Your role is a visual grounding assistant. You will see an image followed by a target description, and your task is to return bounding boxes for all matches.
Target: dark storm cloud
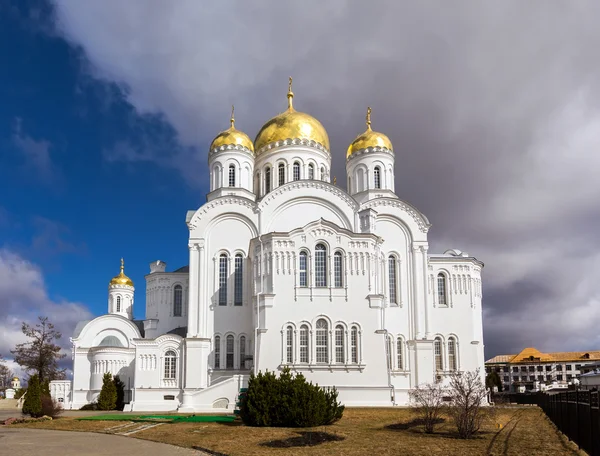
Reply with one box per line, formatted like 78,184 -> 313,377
49,0 -> 600,357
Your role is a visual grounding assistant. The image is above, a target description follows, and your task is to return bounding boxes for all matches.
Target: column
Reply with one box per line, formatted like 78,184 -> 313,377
187,243 -> 200,337
420,246 -> 431,338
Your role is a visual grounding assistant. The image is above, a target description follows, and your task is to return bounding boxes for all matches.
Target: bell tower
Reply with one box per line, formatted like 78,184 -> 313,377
108,258 -> 134,319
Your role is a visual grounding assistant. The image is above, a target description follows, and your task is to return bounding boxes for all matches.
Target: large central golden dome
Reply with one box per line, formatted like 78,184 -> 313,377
254,78 -> 330,153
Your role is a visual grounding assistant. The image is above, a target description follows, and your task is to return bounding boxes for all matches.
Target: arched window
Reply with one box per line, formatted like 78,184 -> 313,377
397,337 -> 404,370
286,326 -> 294,364
374,166 -> 381,189
226,335 -> 234,369
334,251 -> 343,287
228,164 -> 236,187
335,325 -> 345,364
214,336 -> 221,369
434,337 -> 443,371
254,172 -> 260,195
234,254 -> 243,306
299,251 -> 308,287
320,166 -> 325,181
300,325 -> 309,363
386,335 -> 393,370
293,162 -> 300,181
316,319 -> 328,363
315,244 -> 327,287
265,167 -> 271,194
173,285 -> 183,317
308,164 -> 314,180
388,256 -> 397,304
164,350 -> 177,379
116,296 -> 121,312
351,326 -> 358,364
219,254 -> 228,306
448,337 -> 457,371
437,273 -> 447,306
278,163 -> 285,186
213,165 -> 221,189
239,336 -> 246,369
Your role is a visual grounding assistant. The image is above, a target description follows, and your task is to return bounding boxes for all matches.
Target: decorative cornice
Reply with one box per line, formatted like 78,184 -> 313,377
187,196 -> 257,230
362,198 -> 431,234
208,143 -> 254,159
347,146 -> 394,161
255,138 -> 330,156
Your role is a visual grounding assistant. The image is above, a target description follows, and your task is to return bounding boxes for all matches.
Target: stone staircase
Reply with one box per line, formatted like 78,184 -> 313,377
0,399 -> 19,410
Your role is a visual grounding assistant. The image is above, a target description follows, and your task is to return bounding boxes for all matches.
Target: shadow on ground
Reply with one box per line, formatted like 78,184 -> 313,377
260,431 -> 346,448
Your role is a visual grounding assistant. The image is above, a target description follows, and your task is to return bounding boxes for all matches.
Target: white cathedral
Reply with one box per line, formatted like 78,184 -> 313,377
51,80 -> 485,412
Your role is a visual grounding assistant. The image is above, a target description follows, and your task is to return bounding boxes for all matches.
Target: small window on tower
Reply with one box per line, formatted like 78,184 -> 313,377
116,296 -> 121,312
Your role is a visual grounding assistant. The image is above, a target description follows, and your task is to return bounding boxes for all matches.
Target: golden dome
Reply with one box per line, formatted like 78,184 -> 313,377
347,107 -> 393,158
254,77 -> 330,153
109,258 -> 134,287
210,106 -> 254,153
12,376 -> 19,381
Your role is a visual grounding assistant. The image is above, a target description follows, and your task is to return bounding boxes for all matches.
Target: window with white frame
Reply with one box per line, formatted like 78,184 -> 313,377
434,337 -> 443,371
351,326 -> 358,363
437,273 -> 447,305
315,244 -> 327,287
335,325 -> 345,363
228,164 -> 235,187
265,167 -> 271,193
226,335 -> 234,369
316,319 -> 328,363
320,166 -> 325,181
374,166 -> 381,189
219,254 -> 228,305
334,251 -> 343,288
116,296 -> 121,312
239,336 -> 246,369
448,337 -> 457,371
386,335 -> 393,369
278,163 -> 285,186
214,336 -> 221,369
164,350 -> 177,379
234,254 -> 243,306
299,251 -> 308,287
173,285 -> 183,317
397,337 -> 404,370
286,326 -> 293,363
293,162 -> 300,181
300,325 -> 309,363
388,256 -> 397,304
308,163 -> 314,180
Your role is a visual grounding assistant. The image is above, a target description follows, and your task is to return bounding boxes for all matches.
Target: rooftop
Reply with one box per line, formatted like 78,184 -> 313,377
486,347 -> 600,364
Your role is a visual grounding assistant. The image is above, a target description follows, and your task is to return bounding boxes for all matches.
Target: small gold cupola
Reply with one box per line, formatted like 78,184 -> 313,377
210,105 -> 254,153
347,107 -> 393,158
109,258 -> 134,287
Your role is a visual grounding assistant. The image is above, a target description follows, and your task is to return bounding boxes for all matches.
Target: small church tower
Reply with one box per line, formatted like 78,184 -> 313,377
108,258 -> 134,319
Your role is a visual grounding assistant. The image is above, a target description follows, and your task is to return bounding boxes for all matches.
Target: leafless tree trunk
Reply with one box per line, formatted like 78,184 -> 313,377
447,369 -> 488,439
408,382 -> 446,433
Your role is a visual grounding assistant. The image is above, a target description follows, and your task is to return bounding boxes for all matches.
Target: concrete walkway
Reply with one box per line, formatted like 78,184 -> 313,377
0,428 -> 208,455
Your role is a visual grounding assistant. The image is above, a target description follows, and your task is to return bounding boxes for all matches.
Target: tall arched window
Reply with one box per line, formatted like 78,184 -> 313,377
254,172 -> 260,195
234,254 -> 243,306
397,337 -> 404,370
239,336 -> 246,369
219,254 -> 228,306
351,326 -> 358,364
299,251 -> 308,287
228,164 -> 236,187
320,166 -> 325,181
286,326 -> 294,363
278,163 -> 285,186
214,336 -> 221,369
300,325 -> 309,363
265,167 -> 271,194
335,325 -> 345,363
173,285 -> 183,316
164,350 -> 177,379
293,162 -> 300,181
308,164 -> 314,180
315,244 -> 327,287
374,166 -> 381,189
434,337 -> 443,371
334,251 -> 343,288
448,337 -> 457,371
386,335 -> 393,369
226,335 -> 234,369
116,296 -> 121,312
388,256 -> 397,304
316,319 -> 329,363
213,165 -> 221,189
437,273 -> 447,306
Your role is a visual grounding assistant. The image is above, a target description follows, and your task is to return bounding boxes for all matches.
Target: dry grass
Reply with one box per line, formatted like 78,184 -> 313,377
11,407 -> 583,456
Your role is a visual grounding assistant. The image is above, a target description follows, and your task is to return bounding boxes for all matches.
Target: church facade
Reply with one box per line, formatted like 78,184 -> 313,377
53,81 -> 485,412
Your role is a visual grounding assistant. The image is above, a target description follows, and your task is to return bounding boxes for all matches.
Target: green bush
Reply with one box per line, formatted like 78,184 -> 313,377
97,373 -> 117,411
113,375 -> 125,410
22,374 -> 42,417
239,367 -> 344,427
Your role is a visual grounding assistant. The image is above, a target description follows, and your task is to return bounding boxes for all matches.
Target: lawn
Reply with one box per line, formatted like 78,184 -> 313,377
11,407 -> 582,456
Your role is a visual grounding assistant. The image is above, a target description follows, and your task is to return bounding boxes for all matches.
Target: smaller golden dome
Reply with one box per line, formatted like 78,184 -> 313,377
109,258 -> 134,287
12,376 -> 19,381
347,107 -> 393,158
210,106 -> 254,153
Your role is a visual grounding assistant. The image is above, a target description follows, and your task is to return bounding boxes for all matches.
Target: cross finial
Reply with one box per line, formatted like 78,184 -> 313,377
120,258 -> 124,273
366,106 -> 372,130
333,176 -> 337,186
230,105 -> 235,128
287,76 -> 294,110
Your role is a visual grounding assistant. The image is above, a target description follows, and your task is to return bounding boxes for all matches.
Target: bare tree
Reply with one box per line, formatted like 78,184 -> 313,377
447,369 -> 488,439
408,382 -> 446,433
10,317 -> 66,382
0,354 -> 13,388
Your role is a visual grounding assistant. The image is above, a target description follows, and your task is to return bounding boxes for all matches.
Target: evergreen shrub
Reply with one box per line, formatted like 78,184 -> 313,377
97,373 -> 117,411
22,374 -> 42,417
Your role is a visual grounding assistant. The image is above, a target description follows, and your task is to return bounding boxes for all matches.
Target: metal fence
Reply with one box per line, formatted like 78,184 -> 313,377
537,390 -> 600,456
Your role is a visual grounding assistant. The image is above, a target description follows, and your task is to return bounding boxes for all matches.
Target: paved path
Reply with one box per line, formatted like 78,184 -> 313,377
0,428 -> 208,456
